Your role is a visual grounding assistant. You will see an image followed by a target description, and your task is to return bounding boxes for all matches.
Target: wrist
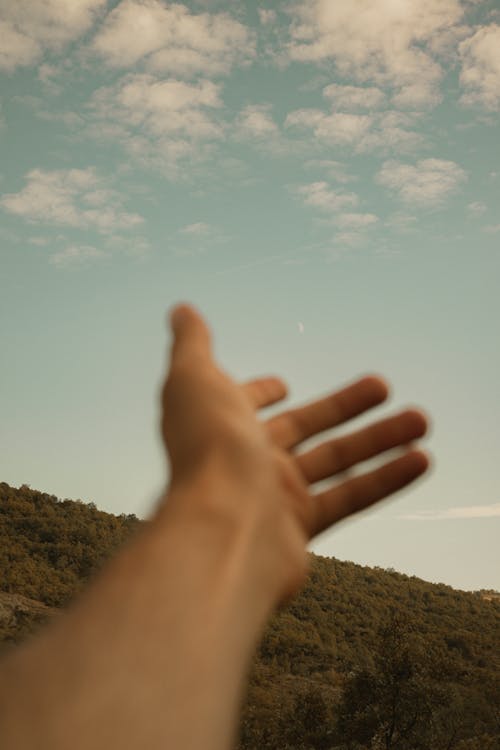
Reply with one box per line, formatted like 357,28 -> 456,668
155,457 -> 309,615
152,483 -> 279,628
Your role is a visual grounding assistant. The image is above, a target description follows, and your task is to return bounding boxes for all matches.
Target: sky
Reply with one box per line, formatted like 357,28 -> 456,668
1,0 -> 499,593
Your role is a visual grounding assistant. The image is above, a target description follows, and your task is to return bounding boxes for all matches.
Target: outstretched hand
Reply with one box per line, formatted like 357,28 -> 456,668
0,302 -> 431,750
161,302 -> 430,601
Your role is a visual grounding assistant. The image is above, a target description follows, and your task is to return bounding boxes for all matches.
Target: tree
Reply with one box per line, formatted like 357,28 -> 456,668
335,613 -> 448,750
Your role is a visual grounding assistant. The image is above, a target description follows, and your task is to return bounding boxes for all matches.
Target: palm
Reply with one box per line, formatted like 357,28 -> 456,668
166,303 -> 429,542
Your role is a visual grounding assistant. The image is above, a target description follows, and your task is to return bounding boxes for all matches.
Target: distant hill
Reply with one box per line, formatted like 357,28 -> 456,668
1,481 -> 499,749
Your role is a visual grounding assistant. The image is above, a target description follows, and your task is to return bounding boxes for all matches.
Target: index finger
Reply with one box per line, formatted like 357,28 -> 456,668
265,375 -> 389,451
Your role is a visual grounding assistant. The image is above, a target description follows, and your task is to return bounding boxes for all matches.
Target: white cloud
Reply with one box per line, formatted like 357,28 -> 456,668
460,24 -> 500,110
83,74 -> 227,178
0,0 -> 105,71
323,84 -> 386,111
0,168 -> 143,232
49,244 -> 105,268
231,104 -> 309,158
89,74 -> 224,141
286,108 -> 423,154
91,0 -> 255,76
286,109 -> 373,145
294,181 -> 358,213
362,111 -> 424,153
400,502 -> 500,520
284,0 -> 465,108
376,158 -> 467,207
484,224 -> 500,234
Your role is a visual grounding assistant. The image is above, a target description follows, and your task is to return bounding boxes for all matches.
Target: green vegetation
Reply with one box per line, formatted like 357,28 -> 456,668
0,481 -> 139,609
1,481 -> 499,749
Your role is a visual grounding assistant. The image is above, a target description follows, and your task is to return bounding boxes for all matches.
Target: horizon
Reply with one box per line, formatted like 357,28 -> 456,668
1,0 -> 499,593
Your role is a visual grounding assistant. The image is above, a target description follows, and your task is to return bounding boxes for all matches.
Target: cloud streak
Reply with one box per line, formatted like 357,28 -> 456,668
400,502 -> 500,521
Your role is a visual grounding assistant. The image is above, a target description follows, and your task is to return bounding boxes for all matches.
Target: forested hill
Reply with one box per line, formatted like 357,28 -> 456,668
1,481 -> 499,749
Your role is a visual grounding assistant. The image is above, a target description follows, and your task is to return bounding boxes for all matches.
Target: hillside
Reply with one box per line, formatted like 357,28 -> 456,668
1,481 -> 499,749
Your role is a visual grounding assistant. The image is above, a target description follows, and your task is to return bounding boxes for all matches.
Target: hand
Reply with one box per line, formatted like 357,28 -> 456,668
160,303 -> 430,602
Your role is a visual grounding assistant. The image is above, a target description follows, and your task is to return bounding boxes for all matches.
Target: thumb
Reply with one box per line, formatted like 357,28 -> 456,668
169,302 -> 213,363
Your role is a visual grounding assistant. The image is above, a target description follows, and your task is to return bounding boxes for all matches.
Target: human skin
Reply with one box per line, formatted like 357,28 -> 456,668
0,303 -> 430,749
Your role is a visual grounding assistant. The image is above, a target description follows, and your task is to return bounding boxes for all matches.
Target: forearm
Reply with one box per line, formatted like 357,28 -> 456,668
0,483 -> 277,750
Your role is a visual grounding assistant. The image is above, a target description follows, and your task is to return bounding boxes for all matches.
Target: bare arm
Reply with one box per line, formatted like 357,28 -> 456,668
0,303 -> 430,749
0,488 -> 279,750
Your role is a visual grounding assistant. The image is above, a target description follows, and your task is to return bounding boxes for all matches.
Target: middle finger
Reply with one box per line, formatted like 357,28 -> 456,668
265,375 -> 389,450
295,408 -> 428,484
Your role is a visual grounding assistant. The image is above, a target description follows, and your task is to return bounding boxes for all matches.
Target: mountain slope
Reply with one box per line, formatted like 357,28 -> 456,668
1,481 -> 498,749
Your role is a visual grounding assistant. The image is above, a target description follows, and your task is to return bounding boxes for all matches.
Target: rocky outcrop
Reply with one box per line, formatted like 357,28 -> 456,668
0,591 -> 57,651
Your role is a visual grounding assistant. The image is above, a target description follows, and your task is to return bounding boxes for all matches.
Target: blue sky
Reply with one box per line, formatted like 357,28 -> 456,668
1,0 -> 499,592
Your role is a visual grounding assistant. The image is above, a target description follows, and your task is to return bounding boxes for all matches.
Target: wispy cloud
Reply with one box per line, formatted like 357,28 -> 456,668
399,502 -> 500,521
180,222 -> 212,235
49,244 -> 105,268
484,224 -> 500,234
171,221 -> 230,257
467,201 -> 486,217
384,213 -> 418,232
